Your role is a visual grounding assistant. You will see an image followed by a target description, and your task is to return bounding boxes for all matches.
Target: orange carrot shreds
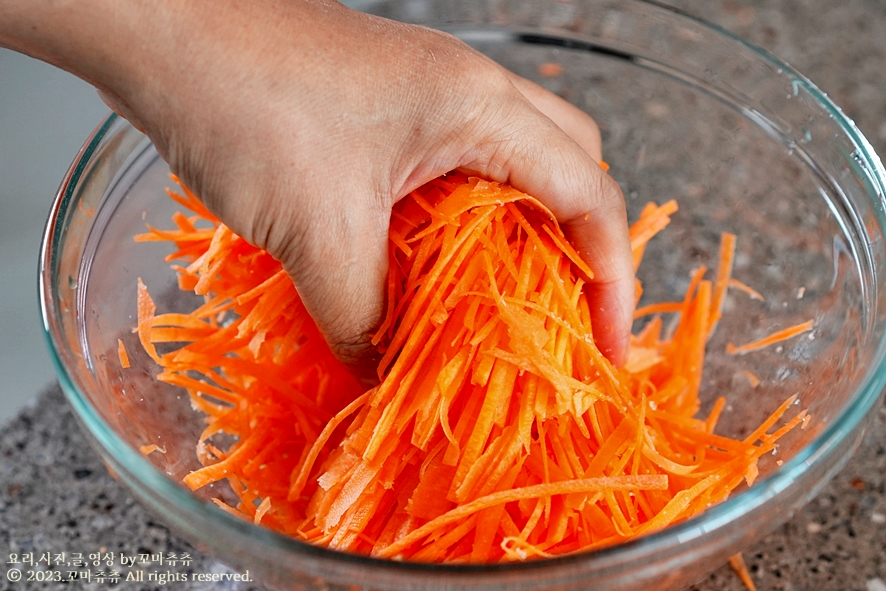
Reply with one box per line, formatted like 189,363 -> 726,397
742,394 -> 798,446
726,319 -> 815,355
139,443 -> 166,455
728,278 -> 765,301
254,497 -> 273,525
633,301 -> 682,319
134,172 -> 810,563
707,232 -> 736,337
728,552 -> 757,591
537,62 -> 564,77
117,339 -> 130,369
629,199 -> 678,271
738,370 -> 761,388
136,278 -> 161,364
705,396 -> 727,434
375,475 -> 668,559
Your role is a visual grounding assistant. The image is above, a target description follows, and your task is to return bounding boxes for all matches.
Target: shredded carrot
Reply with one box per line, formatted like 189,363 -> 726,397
634,301 -> 682,318
708,232 -> 736,337
738,370 -> 761,388
728,278 -> 765,301
132,173 -> 809,563
537,62 -> 564,77
117,338 -> 130,369
139,443 -> 166,455
728,552 -> 757,591
254,497 -> 272,525
136,278 -> 161,364
726,320 -> 814,355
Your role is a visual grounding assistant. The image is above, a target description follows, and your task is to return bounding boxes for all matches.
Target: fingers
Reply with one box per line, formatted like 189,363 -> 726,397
272,189 -> 390,386
499,73 -> 633,364
525,139 -> 634,366
459,97 -> 634,366
562,201 -> 635,368
504,72 -> 603,162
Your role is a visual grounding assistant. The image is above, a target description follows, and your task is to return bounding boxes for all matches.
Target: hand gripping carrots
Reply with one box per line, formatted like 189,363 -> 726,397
132,171 -> 809,563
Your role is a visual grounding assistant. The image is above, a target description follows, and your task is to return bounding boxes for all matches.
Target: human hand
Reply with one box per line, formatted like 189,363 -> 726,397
2,0 -> 633,378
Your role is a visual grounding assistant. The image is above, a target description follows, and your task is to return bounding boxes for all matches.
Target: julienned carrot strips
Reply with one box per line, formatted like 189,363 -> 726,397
133,172 -> 808,563
728,552 -> 757,591
726,320 -> 815,355
117,338 -> 130,369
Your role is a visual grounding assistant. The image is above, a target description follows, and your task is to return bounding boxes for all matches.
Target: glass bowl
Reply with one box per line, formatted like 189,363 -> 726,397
39,1 -> 886,590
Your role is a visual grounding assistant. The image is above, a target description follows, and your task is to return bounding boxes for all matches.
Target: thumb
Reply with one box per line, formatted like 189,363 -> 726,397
273,188 -> 390,385
459,104 -> 634,366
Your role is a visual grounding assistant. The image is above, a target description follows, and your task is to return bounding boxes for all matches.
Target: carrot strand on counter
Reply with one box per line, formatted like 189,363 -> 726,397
728,553 -> 757,591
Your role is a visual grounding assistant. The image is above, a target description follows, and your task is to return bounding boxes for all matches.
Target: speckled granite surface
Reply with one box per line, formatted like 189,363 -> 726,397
2,386 -> 262,591
3,388 -> 884,591
3,1 -> 886,590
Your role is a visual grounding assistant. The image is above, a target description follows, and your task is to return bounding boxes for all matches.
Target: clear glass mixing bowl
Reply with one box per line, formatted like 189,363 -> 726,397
40,1 -> 886,590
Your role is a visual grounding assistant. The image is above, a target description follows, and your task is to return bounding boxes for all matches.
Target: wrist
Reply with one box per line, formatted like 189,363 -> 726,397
0,0 -> 343,107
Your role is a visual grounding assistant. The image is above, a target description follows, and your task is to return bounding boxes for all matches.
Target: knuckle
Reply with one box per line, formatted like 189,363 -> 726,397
327,328 -> 376,367
595,171 -> 626,216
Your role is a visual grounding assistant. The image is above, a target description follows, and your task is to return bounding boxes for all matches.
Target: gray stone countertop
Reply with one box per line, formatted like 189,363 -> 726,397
4,384 -> 885,591
4,1 -> 886,590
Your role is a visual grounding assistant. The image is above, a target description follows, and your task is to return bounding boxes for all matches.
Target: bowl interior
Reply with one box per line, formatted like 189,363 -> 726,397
41,2 -> 886,590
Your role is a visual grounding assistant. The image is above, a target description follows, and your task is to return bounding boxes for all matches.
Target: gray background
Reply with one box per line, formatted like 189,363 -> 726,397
0,50 -> 106,423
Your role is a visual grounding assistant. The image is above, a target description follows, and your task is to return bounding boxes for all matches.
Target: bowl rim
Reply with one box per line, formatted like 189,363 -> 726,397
39,0 -> 886,583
